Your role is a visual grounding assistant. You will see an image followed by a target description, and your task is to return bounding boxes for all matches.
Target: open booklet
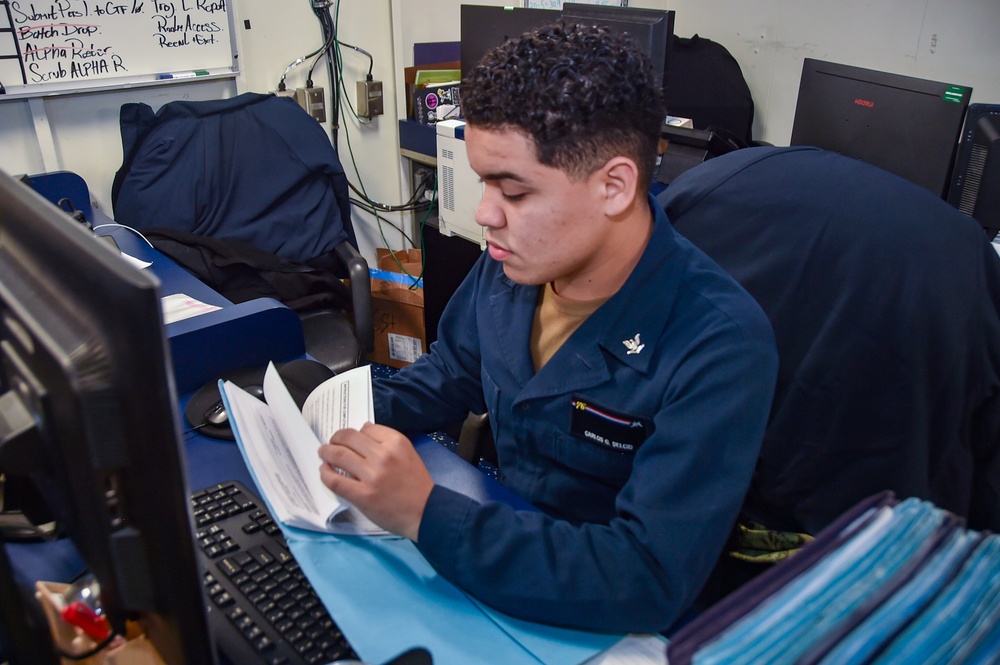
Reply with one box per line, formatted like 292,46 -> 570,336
219,362 -> 388,536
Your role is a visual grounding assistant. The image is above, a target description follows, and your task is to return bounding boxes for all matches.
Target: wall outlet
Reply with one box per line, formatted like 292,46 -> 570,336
357,79 -> 384,118
302,87 -> 326,123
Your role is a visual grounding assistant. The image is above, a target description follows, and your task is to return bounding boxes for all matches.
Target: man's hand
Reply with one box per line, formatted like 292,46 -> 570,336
317,422 -> 434,541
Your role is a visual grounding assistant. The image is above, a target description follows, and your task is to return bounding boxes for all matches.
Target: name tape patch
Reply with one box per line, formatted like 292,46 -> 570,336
569,397 -> 649,453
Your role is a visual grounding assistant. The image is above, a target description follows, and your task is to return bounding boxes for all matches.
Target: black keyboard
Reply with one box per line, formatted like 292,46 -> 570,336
191,480 -> 358,665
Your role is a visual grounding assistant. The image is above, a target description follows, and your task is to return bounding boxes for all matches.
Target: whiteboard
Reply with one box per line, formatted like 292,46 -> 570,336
0,0 -> 236,97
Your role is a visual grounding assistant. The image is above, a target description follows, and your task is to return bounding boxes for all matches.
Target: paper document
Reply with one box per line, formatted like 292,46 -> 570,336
161,293 -> 222,324
122,252 -> 152,270
221,362 -> 386,536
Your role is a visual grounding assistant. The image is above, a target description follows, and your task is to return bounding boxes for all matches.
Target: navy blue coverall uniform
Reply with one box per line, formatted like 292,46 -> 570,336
373,197 -> 778,633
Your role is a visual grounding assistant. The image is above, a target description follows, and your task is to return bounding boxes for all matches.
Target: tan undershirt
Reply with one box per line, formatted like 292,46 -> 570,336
530,282 -> 609,371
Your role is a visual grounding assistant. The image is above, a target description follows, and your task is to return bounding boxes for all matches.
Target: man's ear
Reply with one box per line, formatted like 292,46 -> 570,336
598,156 -> 641,217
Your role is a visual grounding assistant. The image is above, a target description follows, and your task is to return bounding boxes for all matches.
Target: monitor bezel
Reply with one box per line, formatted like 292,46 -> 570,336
459,5 -> 561,87
948,103 -> 1000,237
459,4 -> 676,98
0,170 -> 216,664
789,57 -> 972,198
561,3 -> 676,97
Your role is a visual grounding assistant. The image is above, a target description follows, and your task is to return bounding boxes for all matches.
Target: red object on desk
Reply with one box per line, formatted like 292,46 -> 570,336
61,601 -> 111,642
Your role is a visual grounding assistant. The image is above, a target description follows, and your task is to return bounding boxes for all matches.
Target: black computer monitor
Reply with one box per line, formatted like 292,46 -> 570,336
560,3 -> 675,98
947,103 -> 1000,239
0,170 -> 215,663
460,5 -> 560,83
459,4 -> 675,97
790,58 -> 972,198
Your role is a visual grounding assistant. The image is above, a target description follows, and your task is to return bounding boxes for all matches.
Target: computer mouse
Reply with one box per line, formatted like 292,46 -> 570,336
203,385 -> 265,426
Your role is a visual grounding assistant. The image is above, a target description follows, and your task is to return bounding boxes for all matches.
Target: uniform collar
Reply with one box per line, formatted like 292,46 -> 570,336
596,195 -> 685,374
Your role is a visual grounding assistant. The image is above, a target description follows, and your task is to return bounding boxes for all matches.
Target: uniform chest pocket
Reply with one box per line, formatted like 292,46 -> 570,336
549,430 -> 637,485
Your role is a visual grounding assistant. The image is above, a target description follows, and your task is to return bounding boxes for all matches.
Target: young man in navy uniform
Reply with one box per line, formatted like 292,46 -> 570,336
318,22 -> 778,633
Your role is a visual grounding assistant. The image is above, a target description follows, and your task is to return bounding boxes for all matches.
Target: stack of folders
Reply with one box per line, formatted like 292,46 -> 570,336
668,492 -> 1000,664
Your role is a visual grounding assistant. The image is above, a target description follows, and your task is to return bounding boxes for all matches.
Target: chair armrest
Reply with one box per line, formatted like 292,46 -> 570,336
26,171 -> 95,225
334,240 -> 374,353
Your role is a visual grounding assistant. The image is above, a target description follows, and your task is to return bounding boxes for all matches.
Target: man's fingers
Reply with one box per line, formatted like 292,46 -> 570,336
317,425 -> 430,541
358,421 -> 403,443
319,460 -> 349,489
318,440 -> 370,483
326,427 -> 376,456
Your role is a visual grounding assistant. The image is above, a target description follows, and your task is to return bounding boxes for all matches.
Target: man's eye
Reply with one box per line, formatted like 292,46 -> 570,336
502,192 -> 526,202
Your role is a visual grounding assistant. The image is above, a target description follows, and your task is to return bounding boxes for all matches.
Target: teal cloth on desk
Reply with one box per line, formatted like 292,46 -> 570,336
285,531 -> 538,663
221,386 -> 622,664
467,595 -> 624,665
285,531 -> 619,664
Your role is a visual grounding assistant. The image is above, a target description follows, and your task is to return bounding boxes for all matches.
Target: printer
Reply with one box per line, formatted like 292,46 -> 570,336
435,120 -> 486,248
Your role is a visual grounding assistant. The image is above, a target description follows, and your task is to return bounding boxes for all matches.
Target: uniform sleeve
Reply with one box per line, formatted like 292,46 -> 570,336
414,318 -> 778,634
372,254 -> 492,433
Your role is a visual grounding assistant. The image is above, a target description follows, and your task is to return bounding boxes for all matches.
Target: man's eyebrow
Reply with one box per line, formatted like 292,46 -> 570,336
479,171 -> 528,184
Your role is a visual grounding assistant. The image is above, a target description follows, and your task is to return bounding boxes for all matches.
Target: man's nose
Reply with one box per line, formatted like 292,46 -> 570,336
475,186 -> 503,228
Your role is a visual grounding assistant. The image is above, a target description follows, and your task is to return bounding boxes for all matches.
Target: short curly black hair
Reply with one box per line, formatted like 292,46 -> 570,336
461,21 -> 666,187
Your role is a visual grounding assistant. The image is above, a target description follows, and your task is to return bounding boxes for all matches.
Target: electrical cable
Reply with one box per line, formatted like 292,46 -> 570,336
324,1 -> 436,280
91,223 -> 155,248
354,169 -> 435,213
350,195 -> 431,215
317,3 -> 340,146
348,198 -> 418,248
305,21 -> 337,87
319,1 -> 413,274
327,3 -> 394,233
276,42 -> 327,92
337,40 -> 373,79
347,167 -> 435,212
334,45 -> 372,125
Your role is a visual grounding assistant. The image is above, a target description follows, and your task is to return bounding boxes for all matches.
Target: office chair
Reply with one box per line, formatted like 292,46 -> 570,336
656,145 -> 1000,600
112,92 -> 373,373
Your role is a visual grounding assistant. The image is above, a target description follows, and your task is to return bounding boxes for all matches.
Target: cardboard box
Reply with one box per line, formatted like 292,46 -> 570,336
369,248 -> 426,369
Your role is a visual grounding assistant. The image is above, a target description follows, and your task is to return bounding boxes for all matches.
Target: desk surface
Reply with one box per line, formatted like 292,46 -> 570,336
97,223 -> 306,394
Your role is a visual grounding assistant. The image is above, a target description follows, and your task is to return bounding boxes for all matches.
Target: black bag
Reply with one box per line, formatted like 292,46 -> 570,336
145,228 -> 351,313
667,35 -> 755,145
